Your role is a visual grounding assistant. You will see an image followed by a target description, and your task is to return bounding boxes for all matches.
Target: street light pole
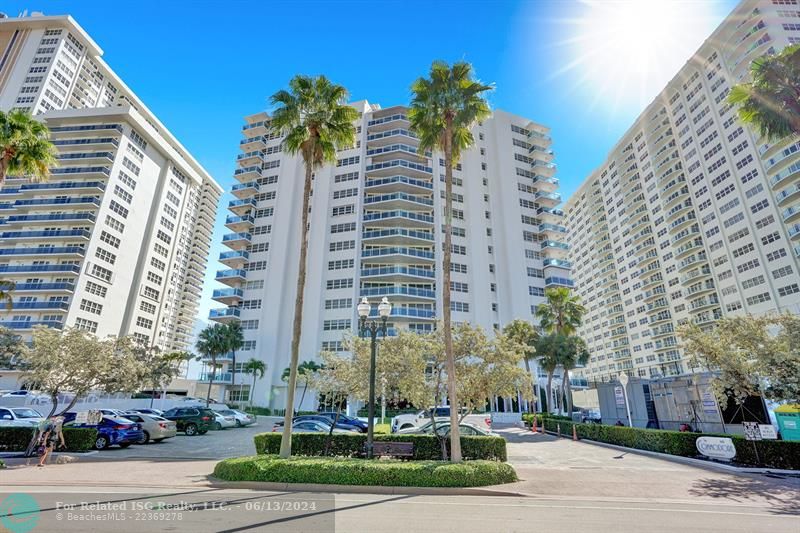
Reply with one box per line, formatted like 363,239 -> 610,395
357,296 -> 391,459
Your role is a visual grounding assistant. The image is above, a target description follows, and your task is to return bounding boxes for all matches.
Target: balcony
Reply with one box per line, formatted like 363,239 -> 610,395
212,288 -> 244,306
770,160 -> 800,189
538,223 -> 567,238
776,183 -> 800,206
49,124 -> 123,136
225,214 -> 254,232
52,137 -> 119,150
0,246 -> 85,258
237,150 -> 264,167
534,191 -> 561,204
49,166 -> 111,178
3,213 -> 96,225
209,307 -> 241,323
233,166 -> 261,183
360,286 -> 436,301
222,232 -> 251,250
218,250 -> 250,269
9,282 -> 75,294
364,175 -> 433,194
8,196 -> 101,210
366,128 -> 418,146
228,198 -> 257,216
361,228 -> 434,246
365,160 -> 432,178
361,247 -> 435,263
242,120 -> 269,137
0,320 -> 63,330
367,113 -> 409,131
231,181 -> 258,198
782,204 -> 800,224
360,266 -> 435,282
9,301 -> 70,311
363,192 -> 433,209
240,136 -> 266,152
215,269 -> 247,287
362,210 -> 433,228
540,240 -> 569,259
199,372 -> 233,383
545,276 -> 574,288
0,264 -> 81,275
369,307 -> 435,320
788,223 -> 800,241
366,143 -> 428,160
542,258 -> 572,270
0,229 -> 92,240
0,181 -> 106,196
536,207 -> 564,224
56,151 -> 114,164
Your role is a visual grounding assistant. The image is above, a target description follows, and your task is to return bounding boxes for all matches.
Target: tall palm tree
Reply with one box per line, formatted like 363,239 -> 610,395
0,109 -> 57,186
280,360 -> 321,413
535,288 -> 586,414
269,75 -> 358,459
502,319 -> 539,412
409,61 -> 492,463
243,358 -> 266,408
222,321 -> 244,395
535,333 -> 562,414
558,336 -> 590,416
196,324 -> 227,406
728,44 -> 800,141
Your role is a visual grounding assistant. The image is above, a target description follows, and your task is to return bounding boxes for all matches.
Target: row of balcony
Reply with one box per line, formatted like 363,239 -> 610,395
0,181 -> 106,196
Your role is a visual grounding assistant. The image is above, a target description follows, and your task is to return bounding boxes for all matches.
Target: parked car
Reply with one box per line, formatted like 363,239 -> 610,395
316,412 -> 368,433
97,408 -> 129,418
0,407 -> 44,427
211,411 -> 236,430
272,415 -> 361,433
218,409 -> 255,427
121,413 -> 177,444
161,407 -> 213,435
396,421 -> 495,436
63,414 -> 144,450
1,390 -> 41,399
391,407 -> 491,433
125,408 -> 164,417
272,419 -> 354,434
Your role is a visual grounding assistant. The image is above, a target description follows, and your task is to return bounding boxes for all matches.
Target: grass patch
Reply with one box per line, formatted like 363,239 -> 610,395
374,423 -> 391,434
214,455 -> 517,487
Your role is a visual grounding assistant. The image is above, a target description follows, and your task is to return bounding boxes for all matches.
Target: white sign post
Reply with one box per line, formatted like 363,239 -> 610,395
618,372 -> 633,427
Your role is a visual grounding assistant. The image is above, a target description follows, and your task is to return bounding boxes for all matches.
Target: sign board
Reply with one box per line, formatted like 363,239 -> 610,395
614,386 -> 625,406
743,421 -> 762,441
696,436 -> 736,460
758,424 -> 778,440
74,410 -> 102,426
74,411 -> 89,424
701,392 -> 718,416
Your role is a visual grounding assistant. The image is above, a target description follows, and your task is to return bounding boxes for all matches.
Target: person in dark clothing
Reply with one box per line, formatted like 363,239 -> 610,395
37,416 -> 65,467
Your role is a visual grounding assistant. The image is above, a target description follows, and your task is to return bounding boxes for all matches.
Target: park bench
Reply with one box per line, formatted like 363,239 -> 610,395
367,441 -> 414,459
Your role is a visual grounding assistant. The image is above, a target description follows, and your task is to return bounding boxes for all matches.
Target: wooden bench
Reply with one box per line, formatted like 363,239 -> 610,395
367,441 -> 414,459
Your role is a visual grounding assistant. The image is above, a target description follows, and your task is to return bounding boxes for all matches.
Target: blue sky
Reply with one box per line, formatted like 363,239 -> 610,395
6,0 -> 739,325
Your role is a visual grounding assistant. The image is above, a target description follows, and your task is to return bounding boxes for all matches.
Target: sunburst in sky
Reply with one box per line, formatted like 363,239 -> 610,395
546,0 -> 728,117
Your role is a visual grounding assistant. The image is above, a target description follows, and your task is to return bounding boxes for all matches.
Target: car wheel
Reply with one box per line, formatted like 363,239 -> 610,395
139,431 -> 150,445
235,420 -> 242,427
119,443 -> 132,448
198,430 -> 208,435
214,422 -> 222,431
185,424 -> 198,436
94,436 -> 108,450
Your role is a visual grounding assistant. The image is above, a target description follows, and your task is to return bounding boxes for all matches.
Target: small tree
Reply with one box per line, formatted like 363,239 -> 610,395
222,321 -> 244,391
243,358 -> 266,408
679,314 -> 800,406
196,324 -> 227,406
135,346 -> 189,408
0,326 -> 25,369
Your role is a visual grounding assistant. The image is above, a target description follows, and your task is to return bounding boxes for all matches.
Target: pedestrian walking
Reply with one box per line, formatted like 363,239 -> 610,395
37,416 -> 65,467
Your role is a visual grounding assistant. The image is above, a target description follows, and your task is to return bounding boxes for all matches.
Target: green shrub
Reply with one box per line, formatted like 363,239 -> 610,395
242,407 -> 272,416
253,432 -> 507,461
530,416 -> 800,470
214,455 -> 517,487
0,427 -> 97,452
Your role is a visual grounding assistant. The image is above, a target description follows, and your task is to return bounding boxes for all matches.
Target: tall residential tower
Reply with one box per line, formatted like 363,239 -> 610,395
565,0 -> 800,383
0,13 -> 222,351
210,102 -> 571,408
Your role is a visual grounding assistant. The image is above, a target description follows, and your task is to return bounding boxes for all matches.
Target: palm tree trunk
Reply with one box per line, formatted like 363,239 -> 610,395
561,369 -> 569,416
206,359 -> 217,407
279,154 -> 314,459
566,370 -> 573,416
523,358 -> 535,413
442,119 -> 461,463
546,372 -> 553,414
231,348 -> 237,401
251,374 -> 256,409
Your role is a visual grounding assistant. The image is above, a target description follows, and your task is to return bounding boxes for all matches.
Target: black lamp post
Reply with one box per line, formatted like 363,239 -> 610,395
357,296 -> 391,459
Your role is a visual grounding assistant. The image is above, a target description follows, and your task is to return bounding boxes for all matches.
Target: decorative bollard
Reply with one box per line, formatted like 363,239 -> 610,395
572,424 -> 578,441
557,423 -> 561,437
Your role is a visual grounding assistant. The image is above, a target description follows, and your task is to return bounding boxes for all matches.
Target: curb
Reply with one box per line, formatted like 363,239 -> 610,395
206,476 -> 528,497
536,429 -> 798,476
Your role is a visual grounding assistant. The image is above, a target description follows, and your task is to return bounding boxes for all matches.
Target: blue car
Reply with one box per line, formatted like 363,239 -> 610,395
63,413 -> 144,450
317,412 -> 369,433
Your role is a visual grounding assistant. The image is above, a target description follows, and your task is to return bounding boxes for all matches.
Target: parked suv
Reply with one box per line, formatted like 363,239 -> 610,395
161,407 -> 213,435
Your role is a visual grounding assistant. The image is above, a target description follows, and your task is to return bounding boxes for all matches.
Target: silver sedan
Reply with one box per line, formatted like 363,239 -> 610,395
122,413 -> 177,444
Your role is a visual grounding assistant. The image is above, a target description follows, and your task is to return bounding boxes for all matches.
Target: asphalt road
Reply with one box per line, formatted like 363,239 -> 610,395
2,486 -> 797,533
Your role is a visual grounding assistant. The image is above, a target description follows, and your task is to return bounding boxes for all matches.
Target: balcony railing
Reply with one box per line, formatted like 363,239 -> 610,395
209,308 -> 241,319
363,192 -> 433,206
0,229 -> 92,239
5,213 -> 96,223
0,247 -> 85,256
362,228 -> 433,241
212,288 -> 244,300
0,264 -> 81,274
364,175 -> 433,190
9,301 -> 70,310
49,124 -> 122,134
361,247 -> 434,260
0,181 -> 106,194
369,307 -> 435,319
360,286 -> 436,299
367,113 -> 408,126
545,277 -> 574,287
363,210 -> 433,224
361,266 -> 435,279
543,258 -> 572,269
50,166 -> 110,176
219,250 -> 250,262
216,269 -> 247,279
366,160 -> 432,174
0,320 -> 63,330
199,372 -> 233,383
11,282 -> 75,291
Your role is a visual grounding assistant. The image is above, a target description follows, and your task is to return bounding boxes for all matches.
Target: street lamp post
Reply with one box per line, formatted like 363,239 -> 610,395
357,296 -> 392,459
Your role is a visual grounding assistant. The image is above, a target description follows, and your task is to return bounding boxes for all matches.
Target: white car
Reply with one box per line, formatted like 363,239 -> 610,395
212,411 -> 236,430
391,407 -> 491,433
0,407 -> 44,427
2,390 -> 36,398
218,409 -> 256,427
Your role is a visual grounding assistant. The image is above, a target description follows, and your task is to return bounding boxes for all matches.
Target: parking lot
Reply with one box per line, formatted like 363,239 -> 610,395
91,415 -> 277,460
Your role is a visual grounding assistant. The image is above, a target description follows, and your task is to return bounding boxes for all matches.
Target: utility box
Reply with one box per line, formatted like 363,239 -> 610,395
774,404 -> 800,441
596,377 -> 654,428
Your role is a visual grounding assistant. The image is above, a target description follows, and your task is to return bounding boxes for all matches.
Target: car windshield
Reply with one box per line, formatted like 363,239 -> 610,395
150,416 -> 166,421
12,408 -> 42,418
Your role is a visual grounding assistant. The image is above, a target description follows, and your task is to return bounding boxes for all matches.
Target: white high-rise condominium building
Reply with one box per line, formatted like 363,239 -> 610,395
565,0 -> 800,383
209,102 -> 571,408
0,13 -> 222,351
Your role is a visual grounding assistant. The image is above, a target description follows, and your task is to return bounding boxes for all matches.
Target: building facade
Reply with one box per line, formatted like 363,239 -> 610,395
0,14 -> 222,351
210,102 -> 571,408
565,0 -> 800,383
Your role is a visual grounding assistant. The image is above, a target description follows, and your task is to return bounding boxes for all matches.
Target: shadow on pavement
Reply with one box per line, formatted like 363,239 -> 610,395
689,475 -> 800,515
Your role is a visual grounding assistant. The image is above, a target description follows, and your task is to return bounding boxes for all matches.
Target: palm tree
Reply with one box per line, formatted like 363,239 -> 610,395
280,360 -> 321,413
0,109 -> 57,186
0,280 -> 14,311
502,319 -> 539,412
222,321 -> 244,395
535,333 -> 561,414
269,75 -> 358,459
728,44 -> 800,141
409,61 -> 492,463
243,358 -> 266,408
558,336 -> 590,416
196,324 -> 227,406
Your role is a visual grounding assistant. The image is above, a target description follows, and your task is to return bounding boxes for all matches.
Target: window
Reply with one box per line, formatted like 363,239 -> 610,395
146,272 -> 163,285
114,185 -> 133,204
773,266 -> 794,279
150,257 -> 166,271
105,215 -> 125,233
327,278 -> 353,290
323,319 -> 351,330
143,286 -> 160,300
745,292 -> 771,305
330,222 -> 356,233
332,205 -> 354,216
329,240 -> 355,252
325,298 -> 352,310
74,318 -> 98,333
136,317 -> 153,329
80,299 -> 103,315
118,171 -> 137,190
90,264 -> 112,282
109,200 -> 129,219
450,301 -> 470,312
99,231 -> 120,248
139,301 -> 156,314
778,283 -> 799,297
328,259 -> 354,270
85,281 -> 107,297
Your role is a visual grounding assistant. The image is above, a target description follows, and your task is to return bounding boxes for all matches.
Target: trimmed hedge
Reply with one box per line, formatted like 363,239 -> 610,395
214,455 -> 518,487
0,427 -> 98,452
526,415 -> 800,470
253,432 -> 507,462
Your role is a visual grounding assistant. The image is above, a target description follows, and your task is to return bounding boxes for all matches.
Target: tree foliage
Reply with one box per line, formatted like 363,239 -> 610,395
679,314 -> 800,406
0,327 -> 25,369
196,323 -> 228,406
0,109 -> 58,185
